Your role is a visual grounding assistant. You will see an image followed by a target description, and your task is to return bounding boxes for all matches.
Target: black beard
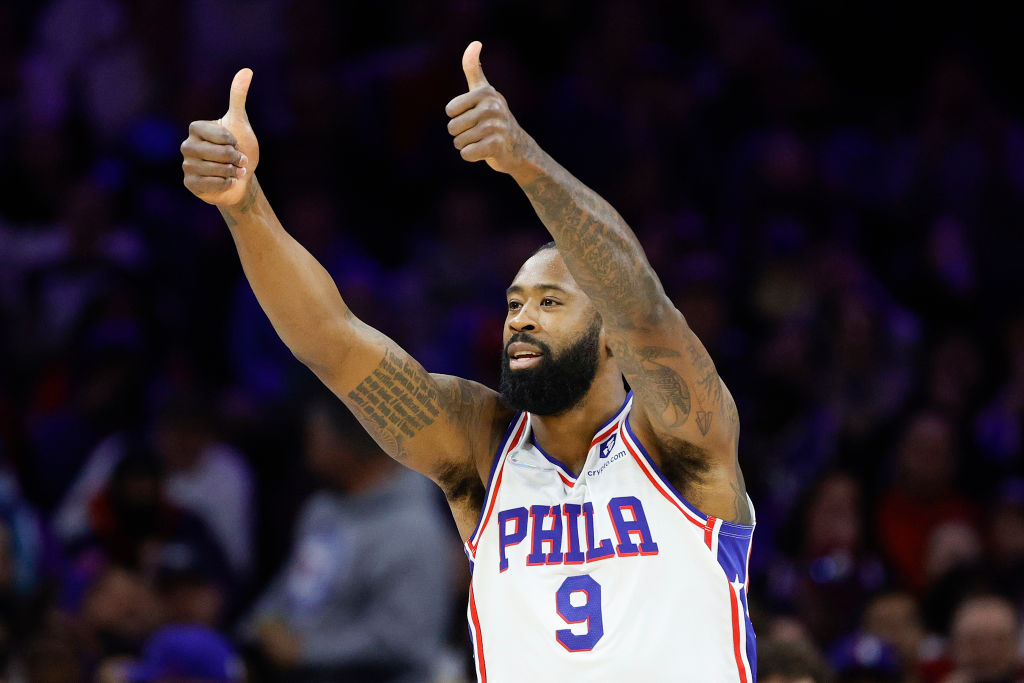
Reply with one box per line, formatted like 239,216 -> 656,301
499,320 -> 601,416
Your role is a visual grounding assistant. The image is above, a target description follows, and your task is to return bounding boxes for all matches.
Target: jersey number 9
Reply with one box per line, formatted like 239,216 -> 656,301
555,575 -> 604,652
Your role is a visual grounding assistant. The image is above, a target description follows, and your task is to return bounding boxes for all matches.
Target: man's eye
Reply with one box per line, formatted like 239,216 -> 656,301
541,298 -> 556,306
508,301 -> 521,311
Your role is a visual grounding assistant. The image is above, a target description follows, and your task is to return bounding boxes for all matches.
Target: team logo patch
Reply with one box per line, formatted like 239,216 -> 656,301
600,433 -> 617,459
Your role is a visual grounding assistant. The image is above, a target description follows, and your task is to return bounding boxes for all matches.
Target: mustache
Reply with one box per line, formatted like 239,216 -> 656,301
504,332 -> 553,357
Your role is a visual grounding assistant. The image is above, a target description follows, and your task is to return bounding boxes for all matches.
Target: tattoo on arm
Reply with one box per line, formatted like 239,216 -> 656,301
611,341 -> 691,430
520,174 -> 655,323
217,176 -> 261,228
346,349 -> 440,460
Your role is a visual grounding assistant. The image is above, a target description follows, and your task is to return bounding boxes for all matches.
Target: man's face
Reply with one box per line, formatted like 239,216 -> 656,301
499,249 -> 605,416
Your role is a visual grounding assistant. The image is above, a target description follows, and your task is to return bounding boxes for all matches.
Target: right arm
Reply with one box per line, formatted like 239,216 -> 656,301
180,70 -> 509,528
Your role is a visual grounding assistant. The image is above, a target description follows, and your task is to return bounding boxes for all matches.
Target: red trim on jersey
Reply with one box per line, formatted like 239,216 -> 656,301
704,516 -> 718,550
728,581 -> 748,683
619,430 -> 706,530
469,585 -> 487,682
557,471 -> 574,487
589,420 -> 620,449
467,416 -> 528,553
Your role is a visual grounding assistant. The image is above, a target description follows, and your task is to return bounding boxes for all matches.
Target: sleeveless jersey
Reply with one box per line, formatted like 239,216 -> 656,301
464,392 -> 757,682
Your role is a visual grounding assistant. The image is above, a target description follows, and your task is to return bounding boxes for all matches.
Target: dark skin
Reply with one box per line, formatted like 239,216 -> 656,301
179,45 -> 751,541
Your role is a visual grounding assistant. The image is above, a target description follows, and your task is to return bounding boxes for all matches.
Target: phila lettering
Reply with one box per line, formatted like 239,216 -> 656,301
497,496 -> 659,572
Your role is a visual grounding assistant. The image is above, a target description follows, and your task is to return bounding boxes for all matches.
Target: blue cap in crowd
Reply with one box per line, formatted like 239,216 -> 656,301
127,625 -> 244,682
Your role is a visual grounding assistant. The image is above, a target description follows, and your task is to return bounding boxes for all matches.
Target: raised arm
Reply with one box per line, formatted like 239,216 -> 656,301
181,69 -> 509,532
446,44 -> 749,524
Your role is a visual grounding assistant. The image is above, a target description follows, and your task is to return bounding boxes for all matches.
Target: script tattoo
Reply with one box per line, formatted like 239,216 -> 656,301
347,348 -> 440,460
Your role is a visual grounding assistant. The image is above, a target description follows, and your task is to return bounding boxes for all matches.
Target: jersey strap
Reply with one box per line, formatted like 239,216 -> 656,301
465,411 -> 529,558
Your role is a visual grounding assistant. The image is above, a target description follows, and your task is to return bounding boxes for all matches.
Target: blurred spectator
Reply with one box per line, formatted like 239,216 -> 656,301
153,394 -> 254,580
758,636 -> 834,683
876,411 -> 977,593
238,397 -> 453,682
79,566 -> 163,660
860,591 -> 929,681
767,472 -> 886,646
939,594 -> 1023,683
64,447 -> 231,591
54,394 -> 254,581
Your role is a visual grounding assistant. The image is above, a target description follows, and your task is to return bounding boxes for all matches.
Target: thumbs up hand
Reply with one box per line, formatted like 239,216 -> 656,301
181,68 -> 259,207
446,42 -> 534,176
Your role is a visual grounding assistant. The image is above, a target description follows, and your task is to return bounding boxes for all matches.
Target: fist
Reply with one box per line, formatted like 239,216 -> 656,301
180,68 -> 259,207
445,41 -> 532,175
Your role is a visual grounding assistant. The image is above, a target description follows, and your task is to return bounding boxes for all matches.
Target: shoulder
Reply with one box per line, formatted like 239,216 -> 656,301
431,374 -> 515,474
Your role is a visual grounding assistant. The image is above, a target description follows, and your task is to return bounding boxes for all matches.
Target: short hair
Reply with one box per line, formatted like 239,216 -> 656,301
530,240 -> 558,258
757,637 -> 833,683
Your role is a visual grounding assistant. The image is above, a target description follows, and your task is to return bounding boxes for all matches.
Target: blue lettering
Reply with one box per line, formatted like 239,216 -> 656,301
494,499 -> 659,571
608,496 -> 660,556
583,501 -> 615,562
563,504 -> 585,564
527,505 -> 563,565
498,507 -> 528,572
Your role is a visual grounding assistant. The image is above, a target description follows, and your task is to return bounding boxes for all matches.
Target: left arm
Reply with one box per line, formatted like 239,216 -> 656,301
446,42 -> 749,523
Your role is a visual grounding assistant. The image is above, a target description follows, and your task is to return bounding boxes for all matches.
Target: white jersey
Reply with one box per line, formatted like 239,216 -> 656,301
464,392 -> 756,682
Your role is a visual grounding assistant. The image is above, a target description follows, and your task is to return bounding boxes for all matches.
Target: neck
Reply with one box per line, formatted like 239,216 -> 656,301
530,369 -> 627,475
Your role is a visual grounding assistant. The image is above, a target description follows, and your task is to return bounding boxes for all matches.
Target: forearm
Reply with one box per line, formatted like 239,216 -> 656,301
511,146 -> 670,326
218,176 -> 353,368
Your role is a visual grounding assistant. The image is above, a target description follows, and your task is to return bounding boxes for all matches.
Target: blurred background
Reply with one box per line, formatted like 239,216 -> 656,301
0,0 -> 1023,681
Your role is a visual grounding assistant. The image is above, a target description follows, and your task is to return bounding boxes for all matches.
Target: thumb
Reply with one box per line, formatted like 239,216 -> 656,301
461,41 -> 489,90
228,68 -> 253,119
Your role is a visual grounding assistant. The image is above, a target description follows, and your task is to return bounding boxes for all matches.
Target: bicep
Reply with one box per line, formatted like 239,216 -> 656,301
307,315 -> 502,486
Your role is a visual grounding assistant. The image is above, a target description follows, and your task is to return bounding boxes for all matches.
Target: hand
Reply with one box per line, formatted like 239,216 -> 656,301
181,68 -> 259,206
446,41 -> 532,175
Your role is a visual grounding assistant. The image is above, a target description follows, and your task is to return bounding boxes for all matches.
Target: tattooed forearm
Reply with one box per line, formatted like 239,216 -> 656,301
520,172 -> 658,322
347,349 -> 441,460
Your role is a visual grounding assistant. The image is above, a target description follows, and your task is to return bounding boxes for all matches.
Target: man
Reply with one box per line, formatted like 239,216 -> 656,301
237,396 -> 452,682
181,41 -> 755,681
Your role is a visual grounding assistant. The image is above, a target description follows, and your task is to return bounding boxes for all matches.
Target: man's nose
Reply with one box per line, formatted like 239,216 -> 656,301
508,303 -> 538,332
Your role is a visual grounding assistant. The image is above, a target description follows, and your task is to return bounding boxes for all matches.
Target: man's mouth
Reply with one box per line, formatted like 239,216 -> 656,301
509,352 -> 543,370
507,342 -> 545,370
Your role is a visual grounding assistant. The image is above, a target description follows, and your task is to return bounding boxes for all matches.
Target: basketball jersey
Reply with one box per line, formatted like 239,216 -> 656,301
464,392 -> 757,682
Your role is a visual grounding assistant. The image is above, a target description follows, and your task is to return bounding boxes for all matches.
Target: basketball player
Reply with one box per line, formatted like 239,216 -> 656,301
180,41 -> 756,681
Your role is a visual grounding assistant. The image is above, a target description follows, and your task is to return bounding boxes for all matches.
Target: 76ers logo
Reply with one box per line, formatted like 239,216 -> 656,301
600,434 -> 617,459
